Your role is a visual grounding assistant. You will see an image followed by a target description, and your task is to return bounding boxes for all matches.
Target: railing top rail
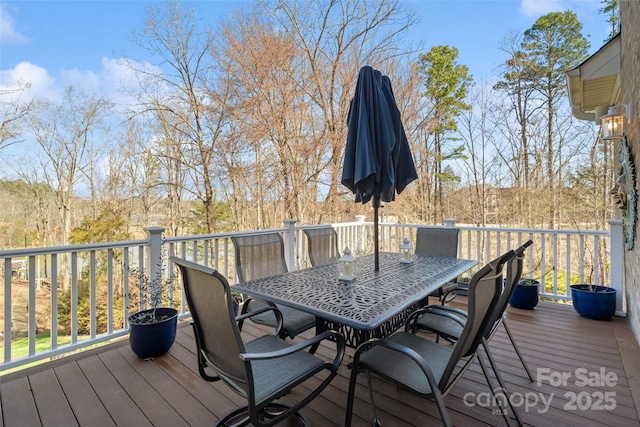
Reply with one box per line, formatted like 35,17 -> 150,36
1,226 -> 328,258
163,227 -> 289,244
163,222 -> 367,245
372,222 -> 610,237
295,223 -> 345,231
0,222 -> 611,258
0,239 -> 148,258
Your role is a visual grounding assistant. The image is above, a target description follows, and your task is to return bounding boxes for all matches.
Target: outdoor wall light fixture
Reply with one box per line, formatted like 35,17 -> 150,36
601,102 -> 634,140
338,247 -> 356,281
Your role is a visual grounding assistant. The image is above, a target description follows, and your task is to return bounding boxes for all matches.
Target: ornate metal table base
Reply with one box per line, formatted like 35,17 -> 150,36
318,301 -> 422,348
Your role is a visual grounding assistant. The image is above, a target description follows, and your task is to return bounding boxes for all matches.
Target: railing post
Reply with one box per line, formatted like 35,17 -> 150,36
356,215 -> 366,255
3,258 -> 12,362
443,218 -> 457,228
443,218 -> 458,256
283,219 -> 297,271
144,226 -> 165,298
608,219 -> 626,317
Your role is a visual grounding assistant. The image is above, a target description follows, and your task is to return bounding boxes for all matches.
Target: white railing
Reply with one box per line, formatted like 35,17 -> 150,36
0,218 -> 623,372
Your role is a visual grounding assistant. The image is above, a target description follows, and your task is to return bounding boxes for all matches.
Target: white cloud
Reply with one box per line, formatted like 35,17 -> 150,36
59,67 -> 102,94
99,56 -> 170,114
0,4 -> 30,46
0,56 -> 165,111
100,57 -> 149,100
0,61 -> 58,102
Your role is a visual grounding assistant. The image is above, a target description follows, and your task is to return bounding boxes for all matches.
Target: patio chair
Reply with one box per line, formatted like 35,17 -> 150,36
303,226 -> 341,267
408,240 -> 535,382
170,256 -> 345,427
415,227 -> 461,304
231,233 -> 317,340
407,242 -> 535,427
345,251 -> 515,427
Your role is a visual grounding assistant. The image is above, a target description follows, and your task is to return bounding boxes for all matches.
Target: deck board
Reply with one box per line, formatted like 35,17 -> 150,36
76,354 -> 152,427
1,377 -> 40,427
117,345 -> 214,426
98,347 -> 188,427
53,361 -> 117,427
2,300 -> 640,427
29,369 -> 78,427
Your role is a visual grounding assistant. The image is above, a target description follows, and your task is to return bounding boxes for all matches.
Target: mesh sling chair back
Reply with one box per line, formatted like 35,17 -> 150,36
170,257 -> 345,427
345,251 -> 515,427
303,226 -> 341,267
409,241 -> 534,377
415,227 -> 461,304
407,242 -> 535,427
231,233 -> 316,339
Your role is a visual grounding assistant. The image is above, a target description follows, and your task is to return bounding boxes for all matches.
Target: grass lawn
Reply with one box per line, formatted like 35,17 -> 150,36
1,331 -> 103,375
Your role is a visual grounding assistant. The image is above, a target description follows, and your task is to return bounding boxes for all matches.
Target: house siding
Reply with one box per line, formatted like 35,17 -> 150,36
621,0 -> 640,343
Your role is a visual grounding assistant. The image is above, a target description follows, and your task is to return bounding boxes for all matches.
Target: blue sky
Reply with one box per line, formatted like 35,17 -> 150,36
1,0 -> 610,104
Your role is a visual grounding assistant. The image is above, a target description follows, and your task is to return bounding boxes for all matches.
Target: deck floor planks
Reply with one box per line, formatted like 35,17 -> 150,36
53,361 -> 117,427
97,346 -> 189,427
1,300 -> 640,427
159,340 -> 243,420
0,377 -> 41,427
76,353 -> 152,427
116,345 -> 215,427
28,369 -> 79,427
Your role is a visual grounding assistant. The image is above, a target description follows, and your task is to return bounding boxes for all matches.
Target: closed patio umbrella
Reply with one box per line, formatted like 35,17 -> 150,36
341,65 -> 418,271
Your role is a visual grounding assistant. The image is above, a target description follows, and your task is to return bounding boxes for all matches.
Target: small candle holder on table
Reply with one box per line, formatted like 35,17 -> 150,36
338,247 -> 356,281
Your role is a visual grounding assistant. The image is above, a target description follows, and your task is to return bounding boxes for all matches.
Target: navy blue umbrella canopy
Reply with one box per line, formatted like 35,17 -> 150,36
341,65 -> 418,270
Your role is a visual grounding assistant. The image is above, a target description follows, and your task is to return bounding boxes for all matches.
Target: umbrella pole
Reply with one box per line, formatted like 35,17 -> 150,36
373,195 -> 380,271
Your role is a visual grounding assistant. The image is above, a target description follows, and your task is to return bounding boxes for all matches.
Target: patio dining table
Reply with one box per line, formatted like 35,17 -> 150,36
233,252 -> 478,348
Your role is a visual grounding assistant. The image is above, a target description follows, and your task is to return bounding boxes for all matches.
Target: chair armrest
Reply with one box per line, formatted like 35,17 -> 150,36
242,296 -> 276,309
236,305 -> 284,337
241,330 -> 345,369
425,305 -> 468,317
406,305 -> 467,323
516,240 -> 534,256
405,306 -> 468,332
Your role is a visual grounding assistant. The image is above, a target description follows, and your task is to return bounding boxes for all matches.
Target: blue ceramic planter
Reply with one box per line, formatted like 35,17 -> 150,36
510,280 -> 539,310
129,307 -> 178,359
570,284 -> 616,321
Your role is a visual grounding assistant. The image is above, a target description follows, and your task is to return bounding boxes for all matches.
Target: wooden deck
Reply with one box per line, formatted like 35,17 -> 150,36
2,300 -> 640,427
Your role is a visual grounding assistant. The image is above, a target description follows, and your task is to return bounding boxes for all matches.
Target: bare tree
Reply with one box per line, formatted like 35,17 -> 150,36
213,11 -> 324,227
29,86 -> 110,288
149,112 -> 187,236
259,0 -> 419,222
457,83 -> 501,226
208,0 -> 419,226
128,1 -> 224,233
388,62 -> 435,222
0,82 -> 34,151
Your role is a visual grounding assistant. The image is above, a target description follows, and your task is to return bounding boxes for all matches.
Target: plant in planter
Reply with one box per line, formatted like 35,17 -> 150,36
126,261 -> 179,360
570,284 -> 616,321
510,278 -> 540,310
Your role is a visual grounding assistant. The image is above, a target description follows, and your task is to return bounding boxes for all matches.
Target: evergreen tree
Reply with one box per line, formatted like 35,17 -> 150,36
600,0 -> 620,40
417,46 -> 472,222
